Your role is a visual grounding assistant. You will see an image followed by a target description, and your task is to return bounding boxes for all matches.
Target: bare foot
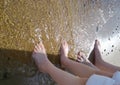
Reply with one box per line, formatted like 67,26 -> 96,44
88,40 -> 102,64
76,51 -> 88,62
94,40 -> 103,61
76,51 -> 99,70
94,40 -> 101,50
32,42 -> 49,73
60,40 -> 69,67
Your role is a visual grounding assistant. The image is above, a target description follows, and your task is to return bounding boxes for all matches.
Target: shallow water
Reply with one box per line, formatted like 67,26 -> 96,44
0,0 -> 120,85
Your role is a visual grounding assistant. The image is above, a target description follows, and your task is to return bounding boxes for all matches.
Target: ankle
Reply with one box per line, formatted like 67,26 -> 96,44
38,58 -> 51,73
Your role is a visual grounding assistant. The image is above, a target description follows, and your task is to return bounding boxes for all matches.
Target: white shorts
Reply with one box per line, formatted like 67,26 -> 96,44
86,71 -> 120,85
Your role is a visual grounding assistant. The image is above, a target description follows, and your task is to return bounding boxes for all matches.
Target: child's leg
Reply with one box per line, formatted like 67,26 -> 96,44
32,42 -> 87,85
46,60 -> 87,85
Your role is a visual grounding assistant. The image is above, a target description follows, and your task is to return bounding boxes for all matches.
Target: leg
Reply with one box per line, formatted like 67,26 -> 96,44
60,41 -> 113,78
46,61 -> 87,85
94,40 -> 120,73
32,42 -> 87,85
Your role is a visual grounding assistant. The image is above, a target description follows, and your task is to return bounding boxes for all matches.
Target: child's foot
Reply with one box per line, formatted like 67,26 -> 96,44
77,51 -> 99,70
32,42 -> 49,73
76,51 -> 88,62
60,40 -> 69,67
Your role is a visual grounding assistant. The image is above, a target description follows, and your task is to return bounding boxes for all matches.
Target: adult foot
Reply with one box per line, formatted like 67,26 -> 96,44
32,42 -> 49,73
60,40 -> 69,67
94,40 -> 103,61
88,40 -> 102,65
94,40 -> 100,50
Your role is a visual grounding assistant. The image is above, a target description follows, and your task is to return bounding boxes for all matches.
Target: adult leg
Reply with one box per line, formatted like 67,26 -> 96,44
74,40 -> 120,74
60,41 -> 113,78
32,42 -> 87,85
94,40 -> 120,73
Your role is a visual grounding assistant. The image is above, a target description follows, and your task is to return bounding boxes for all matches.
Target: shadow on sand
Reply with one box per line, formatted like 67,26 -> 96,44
0,48 -> 61,65
0,48 -> 61,80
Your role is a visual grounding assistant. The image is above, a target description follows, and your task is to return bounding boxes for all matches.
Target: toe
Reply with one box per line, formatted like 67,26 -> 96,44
38,43 -> 42,51
77,51 -> 87,62
95,39 -> 101,48
77,51 -> 80,56
39,42 -> 46,54
76,55 -> 82,62
34,48 -> 38,52
61,40 -> 66,45
65,41 -> 68,47
39,42 -> 44,50
35,45 -> 39,51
